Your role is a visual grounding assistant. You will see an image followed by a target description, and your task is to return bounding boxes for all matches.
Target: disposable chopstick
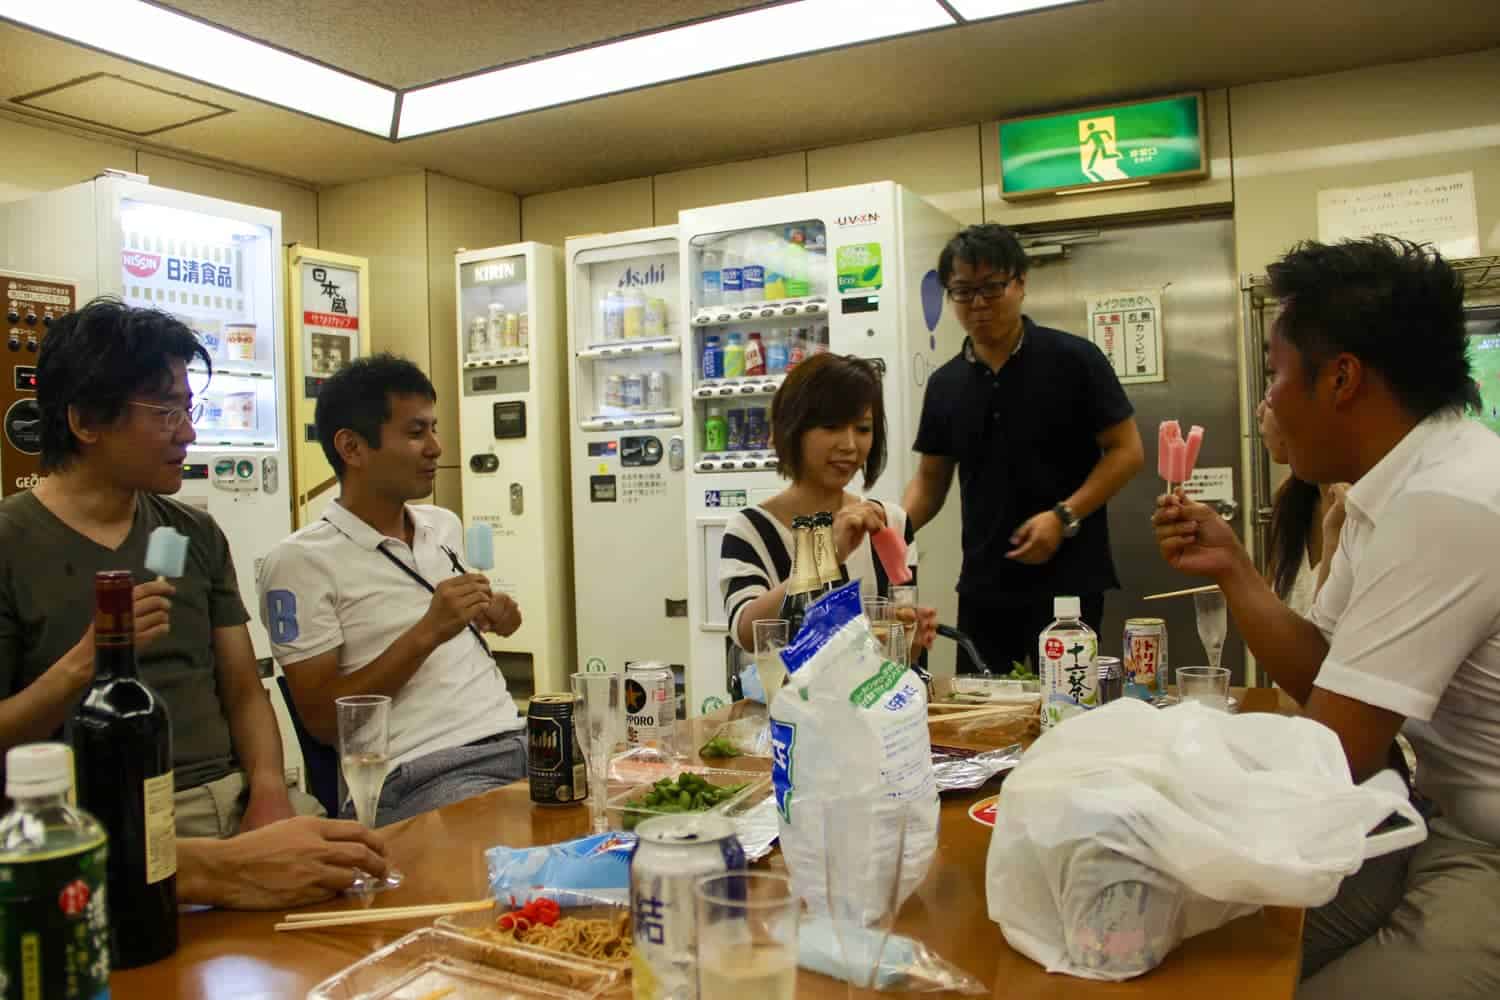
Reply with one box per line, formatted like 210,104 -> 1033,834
276,898 -> 493,932
1142,584 -> 1220,601
927,706 -> 1023,724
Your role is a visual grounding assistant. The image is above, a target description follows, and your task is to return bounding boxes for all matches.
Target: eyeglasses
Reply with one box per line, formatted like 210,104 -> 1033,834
946,278 -> 1014,304
129,400 -> 203,433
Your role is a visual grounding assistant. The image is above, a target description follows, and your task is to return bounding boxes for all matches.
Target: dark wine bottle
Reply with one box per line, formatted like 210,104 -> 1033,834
71,570 -> 178,969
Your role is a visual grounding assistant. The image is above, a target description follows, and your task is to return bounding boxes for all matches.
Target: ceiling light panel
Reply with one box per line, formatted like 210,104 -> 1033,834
398,0 -> 956,139
0,0 -> 396,135
947,0 -> 1083,20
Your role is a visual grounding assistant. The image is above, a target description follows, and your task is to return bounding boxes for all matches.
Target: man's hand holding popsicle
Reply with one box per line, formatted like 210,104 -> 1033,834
134,526 -> 189,650
466,522 -> 522,638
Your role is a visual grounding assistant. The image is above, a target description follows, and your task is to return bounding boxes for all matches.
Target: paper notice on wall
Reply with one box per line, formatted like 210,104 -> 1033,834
1086,290 -> 1164,384
1317,172 -> 1480,258
1183,466 -> 1234,506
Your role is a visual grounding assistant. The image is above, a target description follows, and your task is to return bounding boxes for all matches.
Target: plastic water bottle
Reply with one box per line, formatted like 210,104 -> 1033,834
1039,596 -> 1099,731
700,248 -> 723,308
763,235 -> 789,300
702,334 -> 724,380
741,233 -> 765,303
721,238 -> 744,306
765,329 -> 789,374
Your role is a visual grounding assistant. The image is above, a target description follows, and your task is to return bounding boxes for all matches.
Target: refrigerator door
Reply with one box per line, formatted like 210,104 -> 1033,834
109,180 -> 289,658
566,228 -> 689,705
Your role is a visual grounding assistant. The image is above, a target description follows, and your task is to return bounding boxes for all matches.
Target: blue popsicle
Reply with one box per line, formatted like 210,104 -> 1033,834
466,522 -> 494,572
145,526 -> 189,578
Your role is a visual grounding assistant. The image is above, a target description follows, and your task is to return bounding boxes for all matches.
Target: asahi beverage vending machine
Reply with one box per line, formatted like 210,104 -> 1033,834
285,244 -> 369,527
679,182 -> 966,714
565,226 -> 689,704
456,242 -> 572,703
1,270 -> 75,497
0,171 -> 289,656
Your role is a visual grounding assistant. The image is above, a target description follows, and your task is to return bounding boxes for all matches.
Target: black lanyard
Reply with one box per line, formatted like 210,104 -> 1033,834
373,543 -> 490,653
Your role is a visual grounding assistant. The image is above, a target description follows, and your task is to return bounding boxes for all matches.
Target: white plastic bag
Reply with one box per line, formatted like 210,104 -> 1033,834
772,581 -> 939,924
986,699 -> 1424,980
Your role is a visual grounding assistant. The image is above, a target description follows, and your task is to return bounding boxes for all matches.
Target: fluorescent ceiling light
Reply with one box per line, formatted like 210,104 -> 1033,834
399,0 -> 956,139
0,0 -> 396,135
947,0 -> 1082,19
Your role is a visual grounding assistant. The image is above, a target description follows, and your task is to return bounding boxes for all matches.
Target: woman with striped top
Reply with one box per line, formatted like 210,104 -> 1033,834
719,353 -> 938,653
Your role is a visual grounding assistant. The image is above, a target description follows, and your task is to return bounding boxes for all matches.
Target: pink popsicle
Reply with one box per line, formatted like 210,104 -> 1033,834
871,526 -> 913,585
1182,425 -> 1205,482
1169,439 -> 1190,483
1157,420 -> 1182,480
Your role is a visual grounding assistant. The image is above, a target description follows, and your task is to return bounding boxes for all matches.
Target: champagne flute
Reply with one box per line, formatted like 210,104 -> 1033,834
571,671 -> 622,834
753,619 -> 790,705
1193,589 -> 1228,671
336,694 -> 404,893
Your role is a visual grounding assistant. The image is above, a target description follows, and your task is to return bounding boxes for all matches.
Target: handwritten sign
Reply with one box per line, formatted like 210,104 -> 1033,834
1317,172 -> 1479,258
1086,290 -> 1164,384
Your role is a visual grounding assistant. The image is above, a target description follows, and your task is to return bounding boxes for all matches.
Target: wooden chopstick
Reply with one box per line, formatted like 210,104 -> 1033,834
1142,584 -> 1221,601
928,706 -> 1025,724
276,898 -> 493,932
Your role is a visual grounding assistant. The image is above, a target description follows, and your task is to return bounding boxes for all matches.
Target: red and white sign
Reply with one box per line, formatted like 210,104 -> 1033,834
302,310 -> 358,331
1044,637 -> 1064,660
122,251 -> 161,278
57,878 -> 91,916
968,795 -> 999,828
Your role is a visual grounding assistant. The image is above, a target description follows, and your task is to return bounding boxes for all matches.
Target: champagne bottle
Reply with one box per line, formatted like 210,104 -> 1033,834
71,570 -> 178,969
812,512 -> 843,594
778,516 -> 819,638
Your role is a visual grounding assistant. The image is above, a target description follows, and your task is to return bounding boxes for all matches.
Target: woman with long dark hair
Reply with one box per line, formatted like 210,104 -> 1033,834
1259,399 -> 1346,615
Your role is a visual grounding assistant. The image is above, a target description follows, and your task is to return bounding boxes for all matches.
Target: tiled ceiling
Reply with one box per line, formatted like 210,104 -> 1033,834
2,0 -> 1498,195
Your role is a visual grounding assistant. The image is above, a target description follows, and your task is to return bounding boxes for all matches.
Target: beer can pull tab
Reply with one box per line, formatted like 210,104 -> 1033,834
466,522 -> 495,572
145,526 -> 189,578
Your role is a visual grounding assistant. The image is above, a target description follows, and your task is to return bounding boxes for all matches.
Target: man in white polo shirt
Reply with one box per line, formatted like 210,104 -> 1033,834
1154,236 -> 1500,999
258,354 -> 525,827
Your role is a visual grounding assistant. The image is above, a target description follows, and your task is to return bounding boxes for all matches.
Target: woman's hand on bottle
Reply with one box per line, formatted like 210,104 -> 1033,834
832,501 -> 887,563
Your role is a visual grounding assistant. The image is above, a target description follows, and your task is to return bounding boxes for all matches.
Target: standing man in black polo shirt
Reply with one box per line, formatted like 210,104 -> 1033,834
904,224 -> 1144,673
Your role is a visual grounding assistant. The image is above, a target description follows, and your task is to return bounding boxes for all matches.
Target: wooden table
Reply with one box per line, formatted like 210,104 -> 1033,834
113,691 -> 1303,998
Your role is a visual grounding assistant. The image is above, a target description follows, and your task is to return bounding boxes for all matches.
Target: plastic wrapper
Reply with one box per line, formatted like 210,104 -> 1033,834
730,793 -> 779,862
699,709 -> 773,758
932,744 -> 1023,793
486,832 -> 636,908
797,918 -> 986,994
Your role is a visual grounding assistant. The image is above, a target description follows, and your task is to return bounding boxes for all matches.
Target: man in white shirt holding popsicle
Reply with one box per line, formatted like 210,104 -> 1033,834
257,354 -> 526,827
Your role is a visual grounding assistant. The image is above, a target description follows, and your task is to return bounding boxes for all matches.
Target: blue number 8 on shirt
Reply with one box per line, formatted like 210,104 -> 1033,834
265,589 -> 300,644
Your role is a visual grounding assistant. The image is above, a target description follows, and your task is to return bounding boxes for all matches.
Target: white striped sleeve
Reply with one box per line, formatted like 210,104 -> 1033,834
719,509 -> 787,650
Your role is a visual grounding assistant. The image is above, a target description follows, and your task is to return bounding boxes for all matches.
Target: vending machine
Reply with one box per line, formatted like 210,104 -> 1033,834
679,182 -> 965,714
455,241 -> 572,702
285,244 -> 369,527
1,270 -> 75,497
0,171 -> 289,657
565,225 -> 689,700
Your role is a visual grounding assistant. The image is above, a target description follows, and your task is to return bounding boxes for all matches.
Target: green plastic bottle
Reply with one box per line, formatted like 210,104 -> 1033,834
0,743 -> 111,1000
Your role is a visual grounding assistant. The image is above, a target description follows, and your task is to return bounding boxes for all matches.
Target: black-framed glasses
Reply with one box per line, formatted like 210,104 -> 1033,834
128,400 -> 204,433
946,277 -> 1014,304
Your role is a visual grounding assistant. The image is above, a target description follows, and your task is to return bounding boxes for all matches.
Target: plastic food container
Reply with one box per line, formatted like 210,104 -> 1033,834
603,764 -> 769,832
307,926 -> 619,999
437,904 -> 632,974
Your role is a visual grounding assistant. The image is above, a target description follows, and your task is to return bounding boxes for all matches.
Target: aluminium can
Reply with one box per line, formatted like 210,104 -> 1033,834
624,663 -> 676,755
527,694 -> 587,805
1123,618 -> 1168,701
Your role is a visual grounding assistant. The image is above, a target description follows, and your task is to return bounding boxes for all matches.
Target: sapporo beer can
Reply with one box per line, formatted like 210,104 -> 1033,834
624,663 -> 676,756
1123,618 -> 1168,701
527,694 -> 588,805
631,814 -> 746,1000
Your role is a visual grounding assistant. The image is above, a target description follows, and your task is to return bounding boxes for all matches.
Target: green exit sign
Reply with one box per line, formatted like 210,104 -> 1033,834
999,92 -> 1207,199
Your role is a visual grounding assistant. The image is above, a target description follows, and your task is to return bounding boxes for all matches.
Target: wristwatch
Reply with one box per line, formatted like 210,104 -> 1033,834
1051,502 -> 1081,539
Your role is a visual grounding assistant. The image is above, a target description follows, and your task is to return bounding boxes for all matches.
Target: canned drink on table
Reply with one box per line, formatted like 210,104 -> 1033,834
646,369 -> 669,411
622,373 -> 645,410
631,813 -> 747,1000
528,694 -> 588,805
624,663 -> 676,755
1123,618 -> 1168,701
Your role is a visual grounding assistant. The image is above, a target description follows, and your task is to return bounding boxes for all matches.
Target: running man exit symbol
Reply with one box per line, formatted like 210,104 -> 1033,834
1079,117 -> 1127,183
